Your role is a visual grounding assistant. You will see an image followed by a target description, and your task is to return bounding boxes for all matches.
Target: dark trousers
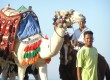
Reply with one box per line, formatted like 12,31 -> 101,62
59,64 -> 73,80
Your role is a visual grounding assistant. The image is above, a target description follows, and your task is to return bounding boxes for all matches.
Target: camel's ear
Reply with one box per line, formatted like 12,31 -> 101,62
5,4 -> 10,9
28,6 -> 32,11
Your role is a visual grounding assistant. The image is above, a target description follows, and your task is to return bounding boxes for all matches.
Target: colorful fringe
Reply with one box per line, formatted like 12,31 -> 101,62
24,39 -> 42,52
22,53 -> 40,66
21,38 -> 51,66
21,39 -> 42,66
23,47 -> 40,58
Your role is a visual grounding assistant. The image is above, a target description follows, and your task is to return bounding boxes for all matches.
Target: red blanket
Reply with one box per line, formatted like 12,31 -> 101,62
0,11 -> 21,52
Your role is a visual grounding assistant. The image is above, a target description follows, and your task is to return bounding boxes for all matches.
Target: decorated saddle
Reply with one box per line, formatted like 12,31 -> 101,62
0,10 -> 21,59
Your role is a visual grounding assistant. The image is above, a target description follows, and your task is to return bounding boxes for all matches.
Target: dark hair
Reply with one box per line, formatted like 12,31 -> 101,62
82,15 -> 86,23
82,20 -> 86,23
84,31 -> 93,37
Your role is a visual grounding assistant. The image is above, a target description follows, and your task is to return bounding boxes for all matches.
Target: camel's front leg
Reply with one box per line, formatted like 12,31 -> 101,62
33,73 -> 41,80
2,69 -> 8,80
1,61 -> 9,80
39,64 -> 48,80
9,71 -> 16,80
18,66 -> 27,80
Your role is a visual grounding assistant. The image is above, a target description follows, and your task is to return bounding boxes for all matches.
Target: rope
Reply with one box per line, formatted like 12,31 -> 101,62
54,27 -> 64,38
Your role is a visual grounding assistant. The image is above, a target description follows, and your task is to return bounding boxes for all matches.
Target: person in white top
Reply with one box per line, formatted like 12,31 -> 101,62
72,15 -> 91,50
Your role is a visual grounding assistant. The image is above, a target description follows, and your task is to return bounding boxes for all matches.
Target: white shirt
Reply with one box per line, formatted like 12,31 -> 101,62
72,27 -> 90,43
74,45 -> 80,51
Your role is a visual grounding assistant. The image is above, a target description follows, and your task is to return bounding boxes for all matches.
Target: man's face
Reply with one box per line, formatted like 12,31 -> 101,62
84,34 -> 93,47
78,21 -> 85,30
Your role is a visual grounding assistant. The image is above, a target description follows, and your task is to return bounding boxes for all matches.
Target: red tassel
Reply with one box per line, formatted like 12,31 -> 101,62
45,58 -> 51,64
24,39 -> 42,52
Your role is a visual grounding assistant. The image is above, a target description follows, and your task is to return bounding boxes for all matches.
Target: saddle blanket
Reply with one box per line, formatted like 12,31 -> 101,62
0,11 -> 21,52
17,11 -> 41,40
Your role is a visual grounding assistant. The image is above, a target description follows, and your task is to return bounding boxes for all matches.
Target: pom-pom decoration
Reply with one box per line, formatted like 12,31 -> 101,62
52,10 -> 75,28
22,39 -> 42,66
21,37 -> 51,66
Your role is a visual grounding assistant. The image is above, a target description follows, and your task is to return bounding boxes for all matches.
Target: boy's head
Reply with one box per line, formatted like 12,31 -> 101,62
84,31 -> 94,47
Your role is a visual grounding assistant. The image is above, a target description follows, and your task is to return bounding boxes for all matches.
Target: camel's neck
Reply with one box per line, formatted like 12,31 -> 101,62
49,27 -> 66,57
52,27 -> 66,39
39,27 -> 67,59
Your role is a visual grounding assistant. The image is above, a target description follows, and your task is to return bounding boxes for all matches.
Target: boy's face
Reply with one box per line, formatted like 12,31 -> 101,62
84,34 -> 93,47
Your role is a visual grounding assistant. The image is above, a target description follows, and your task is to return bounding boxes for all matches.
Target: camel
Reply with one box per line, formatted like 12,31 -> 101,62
0,5 -> 40,80
98,54 -> 110,80
0,4 -> 84,80
59,33 -> 110,80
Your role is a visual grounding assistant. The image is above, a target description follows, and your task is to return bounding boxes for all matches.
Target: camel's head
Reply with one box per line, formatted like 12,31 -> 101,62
53,10 -> 85,29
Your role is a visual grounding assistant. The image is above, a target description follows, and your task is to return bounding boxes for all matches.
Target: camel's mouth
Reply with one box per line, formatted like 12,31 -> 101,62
52,15 -> 73,28
67,25 -> 72,28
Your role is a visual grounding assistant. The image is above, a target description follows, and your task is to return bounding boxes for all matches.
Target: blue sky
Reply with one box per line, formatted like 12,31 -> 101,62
0,0 -> 110,80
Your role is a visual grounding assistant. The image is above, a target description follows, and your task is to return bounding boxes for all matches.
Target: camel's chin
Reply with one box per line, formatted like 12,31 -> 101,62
39,38 -> 63,59
39,38 -> 53,59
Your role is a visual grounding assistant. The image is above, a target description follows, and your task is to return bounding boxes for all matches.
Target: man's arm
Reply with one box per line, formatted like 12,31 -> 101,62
72,31 -> 77,41
77,67 -> 82,80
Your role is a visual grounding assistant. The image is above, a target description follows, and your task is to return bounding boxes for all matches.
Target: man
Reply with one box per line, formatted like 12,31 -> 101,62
72,15 -> 90,50
76,31 -> 98,80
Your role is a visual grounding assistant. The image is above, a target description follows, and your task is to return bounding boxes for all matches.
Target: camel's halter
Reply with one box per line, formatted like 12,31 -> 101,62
52,11 -> 73,38
54,27 -> 64,38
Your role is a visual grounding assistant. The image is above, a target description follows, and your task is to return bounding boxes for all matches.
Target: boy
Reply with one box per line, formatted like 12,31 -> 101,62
76,31 -> 98,80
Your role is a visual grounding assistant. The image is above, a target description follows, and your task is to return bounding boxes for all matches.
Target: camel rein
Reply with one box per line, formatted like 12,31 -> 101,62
54,27 -> 64,38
